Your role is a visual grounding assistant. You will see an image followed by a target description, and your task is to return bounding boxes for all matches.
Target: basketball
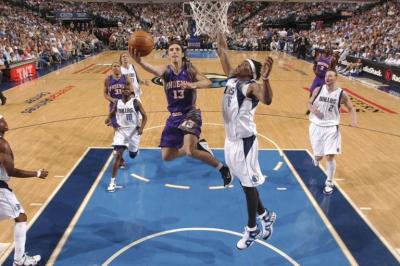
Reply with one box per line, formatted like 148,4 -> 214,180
128,31 -> 154,57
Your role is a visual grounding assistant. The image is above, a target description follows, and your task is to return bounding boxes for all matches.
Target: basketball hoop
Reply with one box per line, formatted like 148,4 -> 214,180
189,1 -> 231,39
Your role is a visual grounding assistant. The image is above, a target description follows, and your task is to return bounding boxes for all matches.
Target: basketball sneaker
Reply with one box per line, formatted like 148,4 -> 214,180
219,166 -> 232,187
323,180 -> 334,194
258,210 -> 277,240
107,182 -> 116,192
236,226 -> 261,250
197,139 -> 214,156
0,95 -> 7,105
13,253 -> 41,266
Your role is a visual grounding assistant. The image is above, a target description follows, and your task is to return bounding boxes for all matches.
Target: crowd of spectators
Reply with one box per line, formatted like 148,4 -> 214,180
224,0 -> 400,67
0,0 -> 103,71
1,0 -> 399,74
305,0 -> 400,66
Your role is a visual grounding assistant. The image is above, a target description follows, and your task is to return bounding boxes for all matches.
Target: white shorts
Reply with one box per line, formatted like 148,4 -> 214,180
224,136 -> 265,187
113,127 -> 141,152
309,123 -> 341,156
0,188 -> 25,220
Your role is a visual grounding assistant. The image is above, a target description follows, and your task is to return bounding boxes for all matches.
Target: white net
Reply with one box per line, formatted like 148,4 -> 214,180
189,1 -> 231,39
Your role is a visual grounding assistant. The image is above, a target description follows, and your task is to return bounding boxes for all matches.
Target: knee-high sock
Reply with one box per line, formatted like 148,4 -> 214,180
14,222 -> 27,261
242,187 -> 259,228
326,159 -> 336,182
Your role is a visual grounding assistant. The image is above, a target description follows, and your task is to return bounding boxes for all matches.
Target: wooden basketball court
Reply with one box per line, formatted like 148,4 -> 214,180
0,50 -> 399,261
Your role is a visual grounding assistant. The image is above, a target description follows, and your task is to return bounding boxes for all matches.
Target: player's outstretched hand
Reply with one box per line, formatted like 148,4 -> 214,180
37,169 -> 48,179
129,48 -> 141,63
262,57 -> 274,79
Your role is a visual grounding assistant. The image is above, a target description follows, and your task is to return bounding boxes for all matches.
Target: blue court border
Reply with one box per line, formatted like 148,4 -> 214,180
284,150 -> 399,266
2,148 -> 112,266
1,148 -> 398,266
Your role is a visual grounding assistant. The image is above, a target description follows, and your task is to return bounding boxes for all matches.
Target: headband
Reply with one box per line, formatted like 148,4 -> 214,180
246,59 -> 257,80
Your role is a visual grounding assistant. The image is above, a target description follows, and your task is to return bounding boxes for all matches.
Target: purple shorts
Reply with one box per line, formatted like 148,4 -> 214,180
160,109 -> 202,149
310,76 -> 325,93
109,102 -> 119,128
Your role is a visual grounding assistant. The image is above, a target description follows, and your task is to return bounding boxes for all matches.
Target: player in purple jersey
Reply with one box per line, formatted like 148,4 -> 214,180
131,41 -> 232,186
310,49 -> 333,94
307,49 -> 334,114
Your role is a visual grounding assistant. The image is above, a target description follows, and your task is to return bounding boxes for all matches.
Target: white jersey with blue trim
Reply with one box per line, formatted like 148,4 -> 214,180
222,77 -> 259,141
309,85 -> 343,126
121,64 -> 141,98
115,98 -> 140,128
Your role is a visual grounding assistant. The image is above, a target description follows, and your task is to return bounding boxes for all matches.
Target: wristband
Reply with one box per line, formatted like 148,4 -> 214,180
262,76 -> 269,81
37,170 -> 42,178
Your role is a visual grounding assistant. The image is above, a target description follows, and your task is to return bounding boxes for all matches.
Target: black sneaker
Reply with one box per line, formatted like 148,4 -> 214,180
0,95 -> 7,105
219,166 -> 232,187
197,139 -> 214,156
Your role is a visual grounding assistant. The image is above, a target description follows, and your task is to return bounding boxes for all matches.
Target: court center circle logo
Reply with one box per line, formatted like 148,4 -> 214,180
152,74 -> 228,88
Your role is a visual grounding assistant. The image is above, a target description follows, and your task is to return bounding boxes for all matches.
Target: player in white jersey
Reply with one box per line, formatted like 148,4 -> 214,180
308,70 -> 357,194
217,33 -> 276,250
105,84 -> 147,192
119,52 -> 149,100
0,115 -> 48,266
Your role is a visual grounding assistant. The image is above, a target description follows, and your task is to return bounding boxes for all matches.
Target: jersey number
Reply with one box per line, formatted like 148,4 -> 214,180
226,96 -> 232,107
173,90 -> 184,99
181,120 -> 195,129
328,105 -> 334,112
126,114 -> 133,121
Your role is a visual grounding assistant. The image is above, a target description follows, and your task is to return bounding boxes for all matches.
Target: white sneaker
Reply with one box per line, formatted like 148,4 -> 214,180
259,210 -> 277,240
13,253 -> 41,266
323,180 -> 334,194
107,182 -> 116,192
236,226 -> 261,250
197,139 -> 214,156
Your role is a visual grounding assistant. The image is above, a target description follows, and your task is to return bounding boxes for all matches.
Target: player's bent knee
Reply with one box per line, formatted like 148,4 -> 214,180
161,153 -> 173,161
326,154 -> 335,161
15,213 -> 27,222
115,152 -> 123,160
184,146 -> 196,157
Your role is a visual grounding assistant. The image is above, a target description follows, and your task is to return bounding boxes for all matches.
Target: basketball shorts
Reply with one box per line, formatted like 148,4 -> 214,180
224,135 -> 265,188
160,108 -> 202,149
0,187 -> 25,220
113,127 -> 141,152
309,123 -> 341,156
